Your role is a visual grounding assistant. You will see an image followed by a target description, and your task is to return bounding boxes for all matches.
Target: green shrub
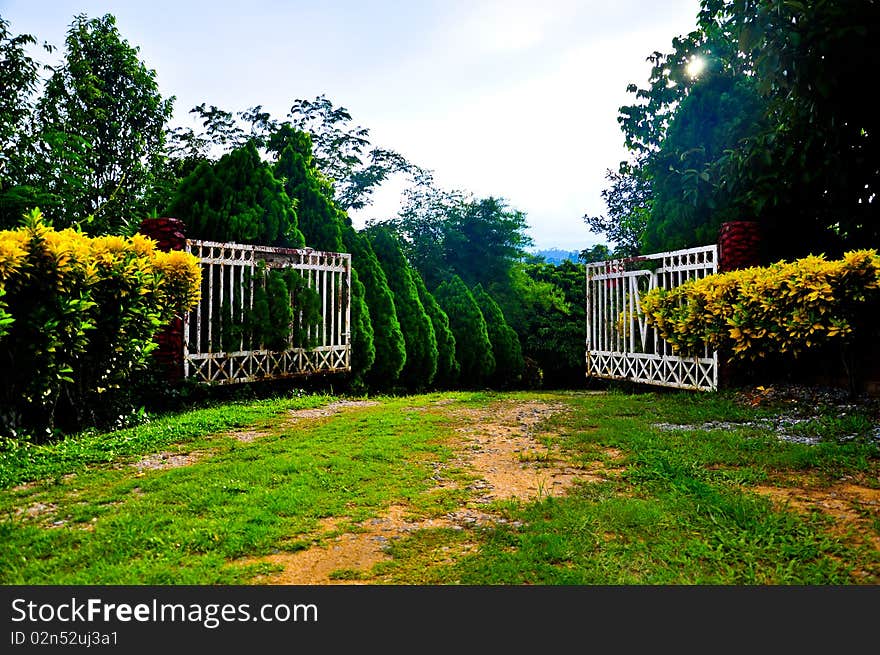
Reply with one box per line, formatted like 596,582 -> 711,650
245,264 -> 321,352
0,209 -> 201,439
641,250 -> 880,360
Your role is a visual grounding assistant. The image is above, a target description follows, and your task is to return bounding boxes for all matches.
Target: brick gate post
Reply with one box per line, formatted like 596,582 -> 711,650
139,218 -> 187,382
716,221 -> 762,388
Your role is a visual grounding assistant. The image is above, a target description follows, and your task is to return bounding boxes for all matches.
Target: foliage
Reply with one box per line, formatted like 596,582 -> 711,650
367,226 -> 438,390
714,0 -> 880,258
443,196 -> 532,291
433,275 -> 494,386
583,163 -> 652,257
515,260 -> 586,387
348,266 -> 376,389
592,0 -> 880,261
165,141 -> 304,247
0,17 -> 41,155
164,96 -> 428,215
343,228 -> 405,388
26,13 -> 174,234
472,284 -> 524,388
243,263 -> 321,352
270,125 -> 345,252
287,95 -> 430,211
382,185 -> 532,293
0,209 -> 200,439
579,243 -> 613,264
641,250 -> 880,361
643,73 -> 765,253
0,17 -> 55,228
413,271 -> 458,388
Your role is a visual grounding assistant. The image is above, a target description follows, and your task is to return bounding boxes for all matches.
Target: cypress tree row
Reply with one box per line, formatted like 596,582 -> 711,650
343,227 -> 406,388
413,271 -> 458,388
433,275 -> 494,387
367,226 -> 438,390
165,141 -> 304,247
473,284 -> 524,388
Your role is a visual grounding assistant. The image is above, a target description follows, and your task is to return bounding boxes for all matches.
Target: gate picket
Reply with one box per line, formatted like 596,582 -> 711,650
585,244 -> 718,391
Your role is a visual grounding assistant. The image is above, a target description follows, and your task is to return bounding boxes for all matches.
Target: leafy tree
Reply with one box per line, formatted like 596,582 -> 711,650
0,17 -> 40,154
710,0 -> 880,258
434,275 -> 494,386
579,243 -> 613,263
367,226 -> 438,389
33,13 -> 173,234
413,270 -> 458,388
444,196 -> 532,291
583,162 -> 651,257
517,260 -> 586,387
343,227 -> 405,388
472,284 -> 524,388
287,95 -> 429,211
0,17 -> 51,228
171,96 -> 429,214
165,141 -> 304,246
382,183 -> 464,289
595,0 -> 880,261
644,73 -> 765,253
383,185 -> 532,298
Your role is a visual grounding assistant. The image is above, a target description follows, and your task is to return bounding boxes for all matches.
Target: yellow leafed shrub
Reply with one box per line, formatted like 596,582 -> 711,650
640,250 -> 880,360
0,209 -> 201,439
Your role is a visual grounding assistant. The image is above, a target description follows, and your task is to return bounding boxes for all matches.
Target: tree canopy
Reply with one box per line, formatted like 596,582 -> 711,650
164,141 -> 304,247
1,13 -> 173,233
587,0 -> 880,261
343,228 -> 406,388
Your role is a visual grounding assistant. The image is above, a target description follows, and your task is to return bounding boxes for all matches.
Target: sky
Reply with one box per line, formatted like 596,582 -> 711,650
1,0 -> 702,252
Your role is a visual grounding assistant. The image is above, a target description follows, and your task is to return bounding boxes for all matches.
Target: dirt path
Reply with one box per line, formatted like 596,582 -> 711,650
237,397 -> 609,584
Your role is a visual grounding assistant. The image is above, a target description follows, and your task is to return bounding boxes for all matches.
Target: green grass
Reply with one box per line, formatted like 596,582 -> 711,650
0,392 -> 462,583
1,387 -> 878,585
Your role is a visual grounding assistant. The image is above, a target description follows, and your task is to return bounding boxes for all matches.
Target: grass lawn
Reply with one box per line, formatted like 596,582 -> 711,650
1,386 -> 878,584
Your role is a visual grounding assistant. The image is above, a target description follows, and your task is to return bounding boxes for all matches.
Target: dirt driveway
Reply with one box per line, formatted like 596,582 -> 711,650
236,397 -> 616,583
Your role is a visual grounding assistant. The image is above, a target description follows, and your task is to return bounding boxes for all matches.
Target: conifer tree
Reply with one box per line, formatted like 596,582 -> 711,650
165,141 -> 304,246
367,226 -> 438,389
473,284 -> 524,388
348,266 -> 375,389
343,227 -> 405,387
270,126 -> 345,252
434,275 -> 494,386
414,271 -> 458,388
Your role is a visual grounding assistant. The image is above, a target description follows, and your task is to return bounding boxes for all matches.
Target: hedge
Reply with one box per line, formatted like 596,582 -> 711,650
0,209 -> 201,439
640,250 -> 880,360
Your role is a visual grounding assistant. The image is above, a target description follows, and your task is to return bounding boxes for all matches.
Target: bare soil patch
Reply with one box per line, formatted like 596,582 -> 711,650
129,451 -> 202,472
753,478 -> 880,551
239,397 -> 606,584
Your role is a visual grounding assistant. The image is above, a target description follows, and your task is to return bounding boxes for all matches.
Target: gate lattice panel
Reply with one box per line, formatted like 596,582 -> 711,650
585,244 -> 718,391
183,239 -> 351,384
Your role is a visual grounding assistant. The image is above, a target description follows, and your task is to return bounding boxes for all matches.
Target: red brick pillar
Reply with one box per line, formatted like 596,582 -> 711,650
718,221 -> 761,273
139,217 -> 187,382
717,221 -> 762,389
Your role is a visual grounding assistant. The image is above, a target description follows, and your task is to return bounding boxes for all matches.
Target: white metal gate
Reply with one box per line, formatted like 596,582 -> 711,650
585,244 -> 718,391
183,239 -> 351,384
